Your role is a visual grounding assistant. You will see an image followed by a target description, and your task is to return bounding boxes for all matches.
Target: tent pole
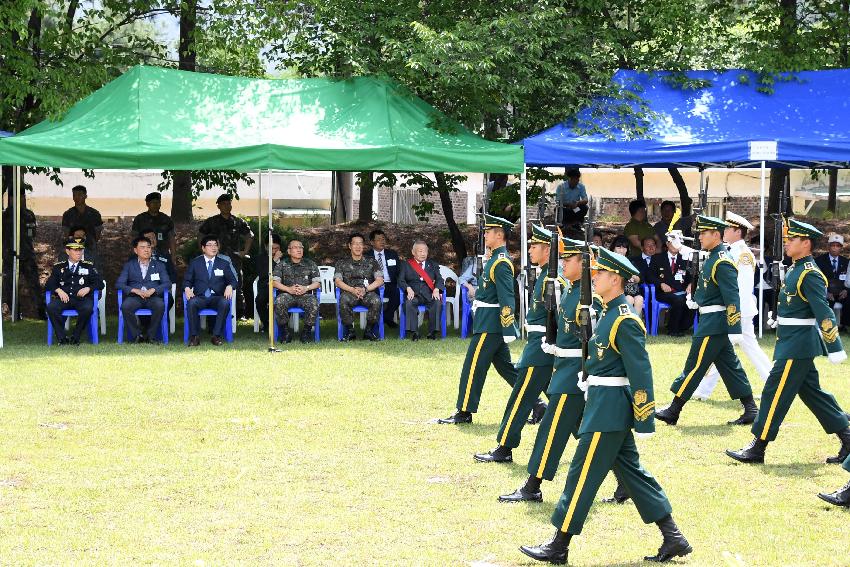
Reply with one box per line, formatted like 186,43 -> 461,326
758,161 -> 766,338
258,172 -> 263,252
520,165 -> 528,340
11,166 -> 20,321
0,167 -> 4,348
266,170 -> 277,352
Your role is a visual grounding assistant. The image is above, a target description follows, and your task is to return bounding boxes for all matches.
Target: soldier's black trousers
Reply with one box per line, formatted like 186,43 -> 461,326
46,295 -> 93,341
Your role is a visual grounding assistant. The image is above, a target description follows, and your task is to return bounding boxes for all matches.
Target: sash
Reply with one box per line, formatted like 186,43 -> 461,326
408,259 -> 435,291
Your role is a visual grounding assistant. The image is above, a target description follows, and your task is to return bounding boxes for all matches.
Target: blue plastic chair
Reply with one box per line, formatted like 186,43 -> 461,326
45,290 -> 100,345
183,292 -> 234,344
117,289 -> 169,344
335,286 -> 384,340
272,287 -> 321,343
640,283 -> 652,328
398,288 -> 447,339
650,285 -> 697,336
460,286 -> 474,339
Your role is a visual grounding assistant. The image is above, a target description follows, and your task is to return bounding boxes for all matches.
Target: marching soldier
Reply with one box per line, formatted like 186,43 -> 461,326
273,239 -> 321,343
499,236 -> 591,502
198,194 -> 254,317
474,225 -> 555,462
656,215 -> 757,426
693,212 -> 772,399
438,214 -> 518,424
727,219 -> 850,465
818,455 -> 850,507
520,248 -> 691,565
45,237 -> 104,345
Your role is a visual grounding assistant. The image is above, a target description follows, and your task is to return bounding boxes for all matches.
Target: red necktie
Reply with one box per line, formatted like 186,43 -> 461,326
671,257 -> 676,273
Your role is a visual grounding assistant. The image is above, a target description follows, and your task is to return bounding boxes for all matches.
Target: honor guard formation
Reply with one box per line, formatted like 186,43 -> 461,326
435,208 -> 850,565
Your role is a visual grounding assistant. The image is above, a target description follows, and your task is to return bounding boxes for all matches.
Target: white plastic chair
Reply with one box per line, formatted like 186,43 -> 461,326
318,266 -> 336,304
252,277 -> 260,332
439,265 -> 460,329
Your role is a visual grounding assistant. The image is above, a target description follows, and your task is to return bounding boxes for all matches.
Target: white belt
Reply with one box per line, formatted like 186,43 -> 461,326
777,317 -> 816,326
526,324 -> 546,333
587,375 -> 629,387
554,347 -> 582,358
699,305 -> 725,314
473,301 -> 499,308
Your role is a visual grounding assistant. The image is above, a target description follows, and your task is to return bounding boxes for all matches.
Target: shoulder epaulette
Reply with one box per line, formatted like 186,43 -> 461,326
711,257 -> 737,284
610,313 -> 647,353
80,259 -> 94,265
797,266 -> 828,303
53,261 -> 64,266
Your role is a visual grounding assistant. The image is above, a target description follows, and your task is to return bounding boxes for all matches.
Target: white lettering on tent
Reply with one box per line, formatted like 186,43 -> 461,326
749,141 -> 777,161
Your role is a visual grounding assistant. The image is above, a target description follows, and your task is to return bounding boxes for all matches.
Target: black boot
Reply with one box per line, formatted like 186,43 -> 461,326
437,410 -> 472,424
656,396 -> 685,425
729,395 -> 758,425
601,481 -> 631,504
300,327 -> 313,343
474,444 -> 513,463
528,398 -> 547,425
499,475 -> 543,503
363,328 -> 379,341
341,325 -> 356,341
817,479 -> 850,507
826,427 -> 850,464
520,530 -> 570,564
282,328 -> 293,344
644,514 -> 692,562
726,437 -> 768,464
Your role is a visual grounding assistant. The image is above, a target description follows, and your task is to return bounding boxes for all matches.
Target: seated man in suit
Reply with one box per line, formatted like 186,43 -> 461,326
628,236 -> 657,286
183,235 -> 238,346
397,240 -> 445,340
117,236 -> 172,343
138,227 -> 177,312
370,229 -> 401,327
648,239 -> 693,336
46,237 -> 104,345
815,233 -> 850,330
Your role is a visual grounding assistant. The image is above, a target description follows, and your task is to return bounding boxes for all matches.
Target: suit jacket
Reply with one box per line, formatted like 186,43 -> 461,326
647,252 -> 690,293
815,253 -> 849,294
183,255 -> 238,297
628,254 -> 654,286
117,257 -> 172,297
372,248 -> 400,284
397,258 -> 445,300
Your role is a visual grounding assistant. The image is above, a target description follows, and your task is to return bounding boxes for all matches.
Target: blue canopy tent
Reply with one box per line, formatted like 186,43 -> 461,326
519,69 -> 850,336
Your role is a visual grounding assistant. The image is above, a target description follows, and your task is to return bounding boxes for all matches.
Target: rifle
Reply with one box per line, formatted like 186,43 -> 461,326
686,175 -> 709,297
473,182 -> 490,277
528,192 -> 549,298
577,197 -> 595,382
767,174 -> 790,327
544,226 -> 560,344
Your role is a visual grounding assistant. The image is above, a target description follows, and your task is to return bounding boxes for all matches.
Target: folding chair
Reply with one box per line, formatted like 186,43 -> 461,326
117,289 -> 169,344
335,286 -> 384,340
460,285 -> 474,339
183,292 -> 234,343
439,265 -> 461,330
271,287 -> 321,343
398,288 -> 447,339
45,290 -> 100,345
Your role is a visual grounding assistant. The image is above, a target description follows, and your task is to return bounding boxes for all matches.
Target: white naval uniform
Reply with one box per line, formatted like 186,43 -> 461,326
694,239 -> 772,399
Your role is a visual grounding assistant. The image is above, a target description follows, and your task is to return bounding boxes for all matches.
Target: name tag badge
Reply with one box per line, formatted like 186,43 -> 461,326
674,272 -> 684,282
79,268 -> 89,275
157,232 -> 163,240
214,269 -> 224,276
387,259 -> 396,266
151,273 -> 161,281
840,274 -> 847,281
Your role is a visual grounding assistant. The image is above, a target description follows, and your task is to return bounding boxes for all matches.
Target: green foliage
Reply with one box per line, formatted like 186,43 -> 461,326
156,169 -> 256,202
374,172 -> 468,222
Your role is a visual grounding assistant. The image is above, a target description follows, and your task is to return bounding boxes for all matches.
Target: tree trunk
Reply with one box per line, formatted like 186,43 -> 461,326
358,172 -> 374,221
634,167 -> 644,200
332,172 -> 354,223
828,169 -> 838,214
667,167 -> 693,215
767,168 -> 789,214
171,0 -> 198,223
435,172 -> 468,265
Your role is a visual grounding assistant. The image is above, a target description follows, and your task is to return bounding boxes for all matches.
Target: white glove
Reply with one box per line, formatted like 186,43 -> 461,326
541,340 -> 556,355
503,336 -> 516,344
685,293 -> 699,310
635,432 -> 655,439
666,230 -> 685,250
577,372 -> 588,393
471,303 -> 478,315
766,312 -> 778,329
728,334 -> 743,346
828,351 -> 847,364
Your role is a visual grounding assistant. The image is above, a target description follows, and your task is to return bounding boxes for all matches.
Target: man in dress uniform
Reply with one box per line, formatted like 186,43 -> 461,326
647,239 -> 693,337
693,212 -> 772,400
499,236 -> 590,502
334,233 -> 384,341
818,455 -> 850,507
520,248 -> 691,565
437,214 -> 519,424
273,238 -> 321,343
474,225 -> 555,462
45,237 -> 104,345
655,215 -> 757,426
131,192 -> 177,258
198,194 -> 254,317
397,240 -> 444,340
727,219 -> 850,465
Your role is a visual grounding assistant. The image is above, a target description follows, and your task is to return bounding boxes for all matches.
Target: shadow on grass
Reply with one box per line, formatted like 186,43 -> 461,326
758,461 -> 830,478
677,424 -> 737,437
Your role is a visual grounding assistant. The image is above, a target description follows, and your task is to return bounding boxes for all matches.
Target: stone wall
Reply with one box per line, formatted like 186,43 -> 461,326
353,187 -> 473,225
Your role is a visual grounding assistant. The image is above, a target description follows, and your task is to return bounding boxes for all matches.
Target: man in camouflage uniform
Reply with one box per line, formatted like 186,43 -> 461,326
132,192 -> 177,257
198,194 -> 254,317
2,189 -> 45,319
334,232 -> 384,341
61,185 -> 103,250
273,238 -> 320,343
727,219 -> 850,466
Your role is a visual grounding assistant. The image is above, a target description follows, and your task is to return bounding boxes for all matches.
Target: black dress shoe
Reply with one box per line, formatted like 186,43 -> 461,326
340,325 -> 356,342
601,483 -> 630,504
520,530 -> 570,564
645,514 -> 692,562
363,329 -> 379,341
57,337 -> 70,346
655,397 -> 685,425
437,411 -> 472,424
826,427 -> 850,464
188,335 -> 201,347
300,328 -> 312,343
817,479 -> 850,507
427,330 -> 438,340
728,395 -> 758,425
69,338 -> 80,346
408,332 -> 419,341
282,330 -> 293,344
499,486 -> 543,503
474,445 -> 513,463
726,438 -> 768,464
528,398 -> 547,425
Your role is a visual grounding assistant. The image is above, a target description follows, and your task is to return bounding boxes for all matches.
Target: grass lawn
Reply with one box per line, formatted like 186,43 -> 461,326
1,319 -> 848,565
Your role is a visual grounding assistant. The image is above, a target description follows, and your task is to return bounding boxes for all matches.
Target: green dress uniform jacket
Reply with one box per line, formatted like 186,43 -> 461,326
548,282 -> 602,395
693,244 -> 743,337
516,265 -> 556,368
472,245 -> 519,339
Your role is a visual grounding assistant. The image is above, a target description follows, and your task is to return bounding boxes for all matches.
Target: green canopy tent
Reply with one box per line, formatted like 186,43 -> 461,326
0,65 -> 523,348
